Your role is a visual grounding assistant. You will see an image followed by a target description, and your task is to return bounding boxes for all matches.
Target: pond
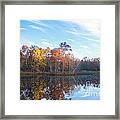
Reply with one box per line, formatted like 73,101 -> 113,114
20,74 -> 100,100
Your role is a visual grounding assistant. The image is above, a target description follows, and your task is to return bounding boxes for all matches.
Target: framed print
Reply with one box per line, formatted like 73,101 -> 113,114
0,0 -> 119,119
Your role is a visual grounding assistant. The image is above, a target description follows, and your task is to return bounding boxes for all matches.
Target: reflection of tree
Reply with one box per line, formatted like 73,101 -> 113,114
32,80 -> 45,100
20,74 -> 100,100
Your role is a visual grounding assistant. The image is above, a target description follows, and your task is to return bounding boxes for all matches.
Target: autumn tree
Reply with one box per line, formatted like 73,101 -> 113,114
59,42 -> 72,72
31,48 -> 46,72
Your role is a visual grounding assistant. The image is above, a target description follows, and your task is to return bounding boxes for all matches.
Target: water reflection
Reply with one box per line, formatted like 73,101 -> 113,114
20,74 -> 100,100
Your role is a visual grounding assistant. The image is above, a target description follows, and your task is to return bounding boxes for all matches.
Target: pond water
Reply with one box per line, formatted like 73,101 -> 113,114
20,74 -> 100,100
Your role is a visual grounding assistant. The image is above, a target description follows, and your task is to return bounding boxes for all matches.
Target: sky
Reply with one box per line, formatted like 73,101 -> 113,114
20,20 -> 100,59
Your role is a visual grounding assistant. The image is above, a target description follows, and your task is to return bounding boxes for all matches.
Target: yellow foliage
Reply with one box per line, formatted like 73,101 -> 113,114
31,48 -> 46,68
32,80 -> 45,100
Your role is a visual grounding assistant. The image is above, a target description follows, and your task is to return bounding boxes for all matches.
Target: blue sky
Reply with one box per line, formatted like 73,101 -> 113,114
20,20 -> 100,59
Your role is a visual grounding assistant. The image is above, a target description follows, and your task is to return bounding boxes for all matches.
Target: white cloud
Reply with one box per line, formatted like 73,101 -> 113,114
27,20 -> 53,30
29,25 -> 40,30
72,51 -> 82,59
20,39 -> 39,47
41,41 -> 53,48
65,26 -> 80,35
66,30 -> 80,35
40,39 -> 49,42
79,45 -> 89,49
65,27 -> 98,39
28,20 -> 46,26
67,38 -> 74,42
20,27 -> 27,30
29,25 -> 45,32
81,36 -> 100,43
20,39 -> 54,49
65,20 -> 101,38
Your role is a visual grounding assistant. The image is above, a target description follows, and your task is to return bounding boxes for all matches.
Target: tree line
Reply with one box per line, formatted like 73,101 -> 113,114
20,42 -> 100,73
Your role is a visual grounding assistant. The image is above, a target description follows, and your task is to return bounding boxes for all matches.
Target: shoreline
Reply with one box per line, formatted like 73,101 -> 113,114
20,71 -> 100,76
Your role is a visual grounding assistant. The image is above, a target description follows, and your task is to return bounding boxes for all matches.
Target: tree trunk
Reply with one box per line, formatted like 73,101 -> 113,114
62,61 -> 64,73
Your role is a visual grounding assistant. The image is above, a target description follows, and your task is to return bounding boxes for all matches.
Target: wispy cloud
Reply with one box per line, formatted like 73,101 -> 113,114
81,36 -> 100,43
80,45 -> 89,49
29,25 -> 45,33
20,39 -> 39,47
65,26 -> 80,35
41,41 -> 53,48
27,20 -> 53,30
66,28 -> 95,38
66,30 -> 80,35
28,20 -> 46,26
20,28 -> 27,30
67,38 -> 74,42
40,39 -> 49,42
29,25 -> 40,30
65,20 -> 100,38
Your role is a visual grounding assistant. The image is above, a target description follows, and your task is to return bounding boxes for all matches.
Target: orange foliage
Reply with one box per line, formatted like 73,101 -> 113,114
51,48 -> 62,57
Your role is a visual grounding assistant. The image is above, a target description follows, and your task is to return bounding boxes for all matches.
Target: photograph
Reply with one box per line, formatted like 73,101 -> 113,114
2,1 -> 118,118
20,20 -> 100,100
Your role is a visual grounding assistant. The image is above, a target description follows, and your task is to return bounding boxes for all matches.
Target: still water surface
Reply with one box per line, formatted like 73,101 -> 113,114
20,74 -> 100,100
